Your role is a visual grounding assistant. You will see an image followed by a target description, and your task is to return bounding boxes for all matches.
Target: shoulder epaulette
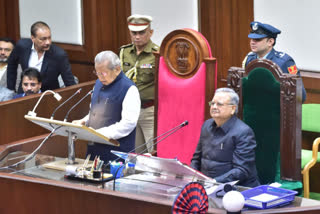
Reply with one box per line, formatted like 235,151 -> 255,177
247,51 -> 255,56
274,51 -> 286,58
242,52 -> 254,68
152,44 -> 160,51
119,43 -> 133,50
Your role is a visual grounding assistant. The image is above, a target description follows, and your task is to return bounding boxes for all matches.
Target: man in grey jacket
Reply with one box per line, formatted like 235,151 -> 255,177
190,88 -> 260,187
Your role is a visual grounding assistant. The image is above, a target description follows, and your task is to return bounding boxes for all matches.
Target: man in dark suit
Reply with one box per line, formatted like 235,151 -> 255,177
7,21 -> 75,93
191,88 -> 260,187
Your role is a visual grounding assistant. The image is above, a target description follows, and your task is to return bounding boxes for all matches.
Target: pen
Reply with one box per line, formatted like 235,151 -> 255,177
83,154 -> 91,168
91,156 -> 98,172
94,157 -> 98,170
98,160 -> 104,171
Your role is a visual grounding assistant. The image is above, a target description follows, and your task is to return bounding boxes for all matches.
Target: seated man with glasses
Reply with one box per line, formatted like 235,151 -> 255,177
13,67 -> 41,99
190,88 -> 260,187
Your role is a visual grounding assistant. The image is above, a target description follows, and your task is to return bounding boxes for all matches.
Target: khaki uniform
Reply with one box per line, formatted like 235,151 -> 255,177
120,40 -> 159,153
120,40 -> 159,101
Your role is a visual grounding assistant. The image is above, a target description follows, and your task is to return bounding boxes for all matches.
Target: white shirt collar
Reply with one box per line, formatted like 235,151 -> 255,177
28,43 -> 45,71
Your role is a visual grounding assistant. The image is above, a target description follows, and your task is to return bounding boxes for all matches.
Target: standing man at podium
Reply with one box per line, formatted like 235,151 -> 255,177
73,51 -> 140,162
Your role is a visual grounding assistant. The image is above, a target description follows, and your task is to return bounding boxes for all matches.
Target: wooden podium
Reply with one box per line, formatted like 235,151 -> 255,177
24,115 -> 120,166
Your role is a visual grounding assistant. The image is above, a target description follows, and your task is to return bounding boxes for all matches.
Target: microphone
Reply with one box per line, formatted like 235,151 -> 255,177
50,88 -> 82,119
28,90 -> 62,117
140,120 -> 189,153
64,90 -> 93,122
181,120 -> 188,127
108,120 -> 189,190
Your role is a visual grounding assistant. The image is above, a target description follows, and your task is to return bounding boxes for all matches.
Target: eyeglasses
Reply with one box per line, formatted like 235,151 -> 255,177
208,101 -> 234,107
0,48 -> 12,52
93,70 -> 107,76
23,83 -> 38,87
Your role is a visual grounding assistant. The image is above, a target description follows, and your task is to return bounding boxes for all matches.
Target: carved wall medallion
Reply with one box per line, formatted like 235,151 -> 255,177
165,37 -> 199,77
176,41 -> 190,70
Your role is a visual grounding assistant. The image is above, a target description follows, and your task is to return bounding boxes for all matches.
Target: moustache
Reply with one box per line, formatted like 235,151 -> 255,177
25,90 -> 36,96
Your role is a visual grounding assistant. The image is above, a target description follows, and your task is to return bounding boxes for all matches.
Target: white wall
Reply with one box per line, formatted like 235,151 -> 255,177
19,0 -> 83,45
131,0 -> 198,46
254,0 -> 320,71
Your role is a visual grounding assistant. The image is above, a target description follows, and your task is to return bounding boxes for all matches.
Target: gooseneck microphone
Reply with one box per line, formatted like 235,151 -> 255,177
50,88 -> 82,119
180,120 -> 189,127
110,120 -> 189,190
113,120 -> 189,163
140,120 -> 189,153
64,90 -> 93,122
28,90 -> 62,117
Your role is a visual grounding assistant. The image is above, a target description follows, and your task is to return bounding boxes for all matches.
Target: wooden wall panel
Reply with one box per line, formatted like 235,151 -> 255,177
0,0 -> 6,37
58,0 -> 132,79
58,0 -> 131,63
1,0 -> 131,82
301,71 -> 320,104
199,0 -> 254,88
0,0 -> 20,40
71,64 -> 96,83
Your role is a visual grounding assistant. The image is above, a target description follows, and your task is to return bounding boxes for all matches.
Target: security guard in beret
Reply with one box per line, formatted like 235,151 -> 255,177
243,21 -> 306,102
120,14 -> 159,153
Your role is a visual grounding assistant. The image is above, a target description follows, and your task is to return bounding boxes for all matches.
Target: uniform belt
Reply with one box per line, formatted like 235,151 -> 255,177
141,100 -> 154,108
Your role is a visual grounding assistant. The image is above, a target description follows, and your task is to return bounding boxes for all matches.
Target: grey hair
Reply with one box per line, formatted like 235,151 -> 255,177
215,87 -> 239,114
94,51 -> 121,70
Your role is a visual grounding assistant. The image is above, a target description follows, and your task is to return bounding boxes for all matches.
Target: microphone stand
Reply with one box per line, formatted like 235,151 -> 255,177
111,121 -> 188,190
109,121 -> 186,168
50,88 -> 82,119
131,121 -> 188,158
64,90 -> 93,122
0,126 -> 60,170
61,89 -> 92,164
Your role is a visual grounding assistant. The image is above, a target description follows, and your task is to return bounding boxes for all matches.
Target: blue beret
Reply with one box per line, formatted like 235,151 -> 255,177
248,21 -> 281,39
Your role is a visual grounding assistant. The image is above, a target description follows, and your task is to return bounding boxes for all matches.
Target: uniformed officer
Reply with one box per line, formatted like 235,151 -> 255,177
243,21 -> 306,102
120,14 -> 159,153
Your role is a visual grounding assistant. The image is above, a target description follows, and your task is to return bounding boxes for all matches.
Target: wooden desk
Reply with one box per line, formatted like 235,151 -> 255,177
0,136 -> 320,214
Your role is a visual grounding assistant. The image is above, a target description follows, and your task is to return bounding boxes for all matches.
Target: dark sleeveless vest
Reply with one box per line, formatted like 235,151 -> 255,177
86,72 -> 136,162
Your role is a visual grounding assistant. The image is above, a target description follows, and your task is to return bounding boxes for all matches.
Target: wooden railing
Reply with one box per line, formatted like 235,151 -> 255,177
0,80 -> 95,145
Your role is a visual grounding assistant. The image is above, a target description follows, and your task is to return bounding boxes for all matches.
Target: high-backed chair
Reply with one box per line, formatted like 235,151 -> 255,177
301,104 -> 320,198
228,59 -> 302,185
154,29 -> 217,164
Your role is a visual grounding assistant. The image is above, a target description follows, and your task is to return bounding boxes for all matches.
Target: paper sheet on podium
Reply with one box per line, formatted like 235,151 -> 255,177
25,115 -> 119,146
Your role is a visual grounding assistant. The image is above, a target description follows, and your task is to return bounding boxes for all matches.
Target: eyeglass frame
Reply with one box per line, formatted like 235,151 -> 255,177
208,101 -> 235,107
92,70 -> 107,77
23,82 -> 39,87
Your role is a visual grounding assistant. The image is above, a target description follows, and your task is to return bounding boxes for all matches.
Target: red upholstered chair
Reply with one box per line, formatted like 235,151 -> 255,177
154,29 -> 217,164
